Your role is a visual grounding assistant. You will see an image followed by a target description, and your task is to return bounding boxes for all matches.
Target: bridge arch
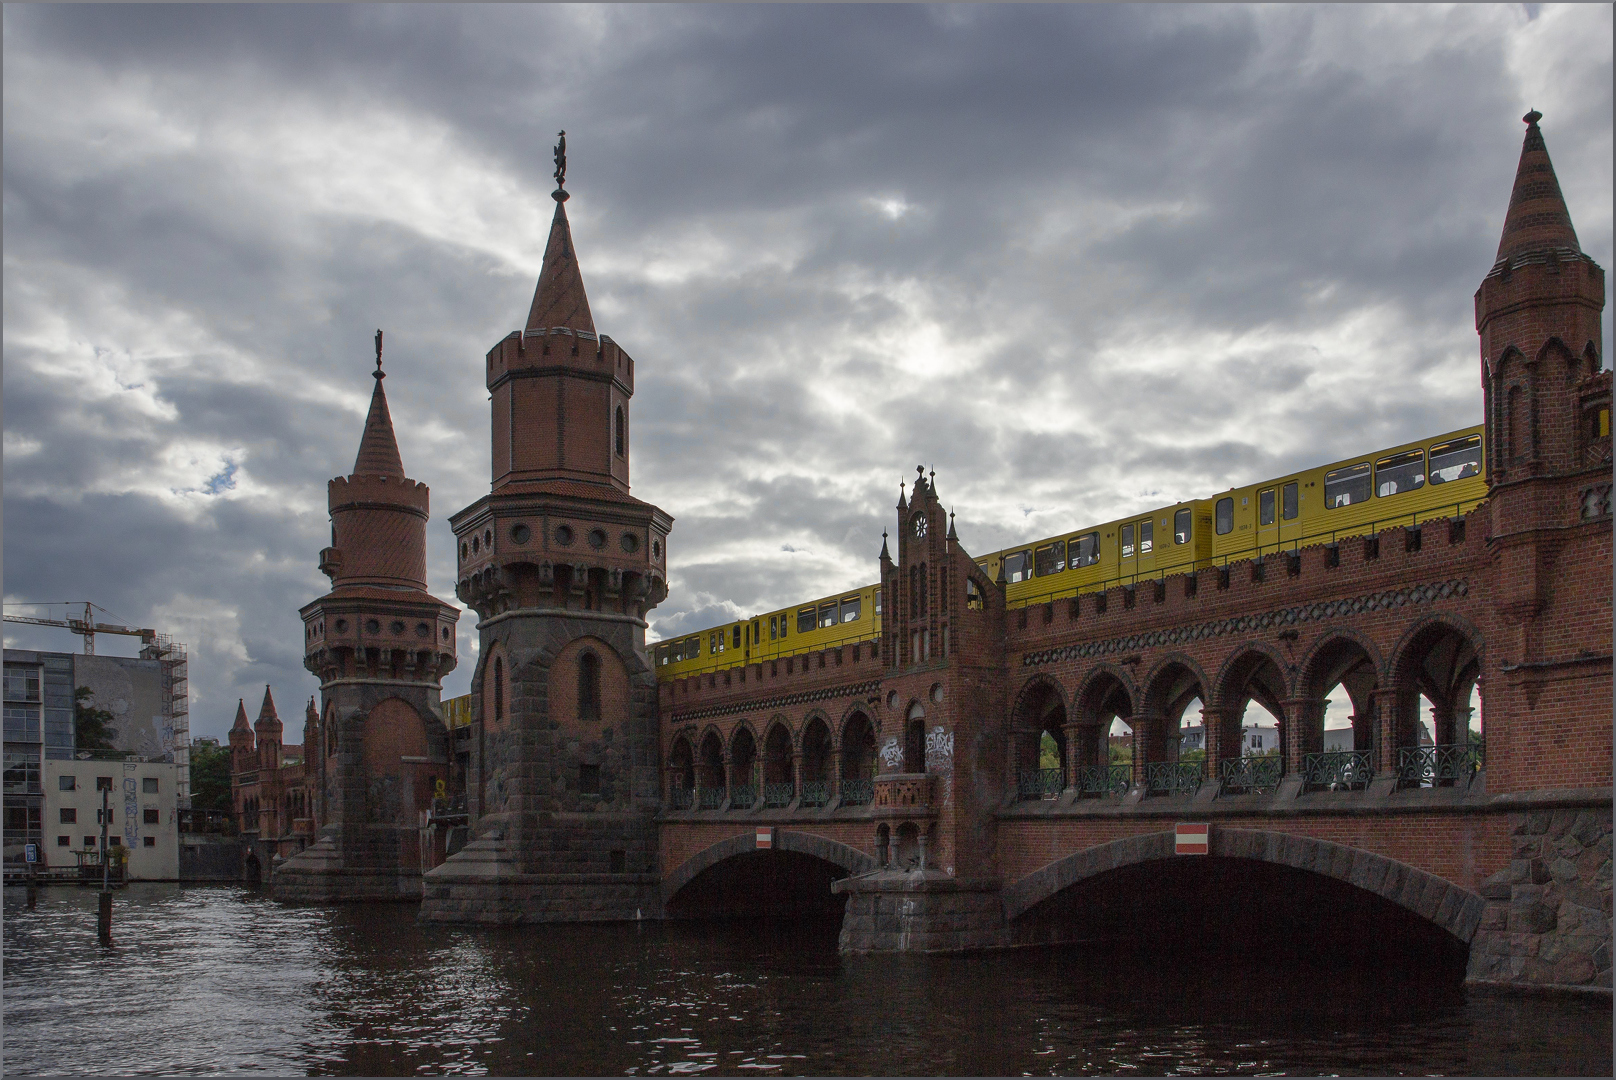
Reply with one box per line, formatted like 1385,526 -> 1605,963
661,829 -> 879,911
1001,828 -> 1486,945
1387,613 -> 1485,754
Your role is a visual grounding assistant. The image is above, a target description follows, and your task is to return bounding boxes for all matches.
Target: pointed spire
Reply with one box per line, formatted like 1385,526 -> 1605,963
256,684 -> 279,724
879,530 -> 892,564
947,512 -> 958,542
353,331 -> 406,478
231,699 -> 251,733
898,482 -> 908,512
306,697 -> 318,723
1494,110 -> 1582,268
525,198 -> 596,334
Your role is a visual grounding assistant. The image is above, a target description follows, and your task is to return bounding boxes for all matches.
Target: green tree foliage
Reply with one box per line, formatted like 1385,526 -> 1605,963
1038,731 -> 1061,771
1109,741 -> 1132,765
189,741 -> 234,813
73,686 -> 118,751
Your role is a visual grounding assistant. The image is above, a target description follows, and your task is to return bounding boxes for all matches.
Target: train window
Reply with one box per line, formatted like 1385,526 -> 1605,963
1215,497 -> 1234,534
656,645 -> 670,666
797,607 -> 815,634
769,616 -> 777,641
1324,463 -> 1371,508
1072,532 -> 1101,566
732,625 -> 742,649
1428,434 -> 1482,485
1259,489 -> 1275,526
1375,449 -> 1426,497
711,631 -> 724,654
1034,541 -> 1066,576
1002,551 -> 1032,583
1173,509 -> 1191,544
1282,482 -> 1299,520
874,591 -> 881,615
841,596 -> 862,623
1139,520 -> 1153,554
1120,523 -> 1135,559
685,636 -> 700,659
966,577 -> 983,610
780,614 -> 788,638
819,603 -> 838,629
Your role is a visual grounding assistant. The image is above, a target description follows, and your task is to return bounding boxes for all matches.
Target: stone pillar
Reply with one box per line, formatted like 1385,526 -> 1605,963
1061,723 -> 1086,787
1281,698 -> 1326,777
1370,686 -> 1403,776
1200,704 -> 1229,785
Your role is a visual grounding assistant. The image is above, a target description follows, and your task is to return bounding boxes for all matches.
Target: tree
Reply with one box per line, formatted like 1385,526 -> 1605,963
189,741 -> 233,813
73,686 -> 118,751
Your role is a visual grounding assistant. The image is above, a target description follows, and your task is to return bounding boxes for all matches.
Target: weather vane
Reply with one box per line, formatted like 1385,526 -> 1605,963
552,129 -> 568,202
374,329 -> 384,379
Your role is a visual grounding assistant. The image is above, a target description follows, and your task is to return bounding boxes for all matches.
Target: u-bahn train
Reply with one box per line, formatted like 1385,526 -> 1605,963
651,423 -> 1487,680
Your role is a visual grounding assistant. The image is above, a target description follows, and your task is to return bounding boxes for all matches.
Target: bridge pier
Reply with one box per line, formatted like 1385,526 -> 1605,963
833,870 -> 1008,953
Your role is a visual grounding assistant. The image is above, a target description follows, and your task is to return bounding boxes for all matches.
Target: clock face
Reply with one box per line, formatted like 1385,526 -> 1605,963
912,512 -> 928,538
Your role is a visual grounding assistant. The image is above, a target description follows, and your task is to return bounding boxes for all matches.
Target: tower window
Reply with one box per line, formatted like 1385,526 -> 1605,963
615,406 -> 626,458
493,657 -> 504,723
579,652 -> 601,723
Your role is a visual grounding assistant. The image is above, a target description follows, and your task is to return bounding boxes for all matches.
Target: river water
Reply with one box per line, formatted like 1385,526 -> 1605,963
3,884 -> 1608,1076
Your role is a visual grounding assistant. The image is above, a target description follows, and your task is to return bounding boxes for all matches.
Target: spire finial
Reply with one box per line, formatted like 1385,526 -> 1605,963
1524,109 -> 1542,127
373,329 -> 384,380
552,130 -> 569,203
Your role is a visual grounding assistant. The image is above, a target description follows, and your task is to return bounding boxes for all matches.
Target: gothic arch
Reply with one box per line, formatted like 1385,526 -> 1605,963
660,829 -> 879,909
1011,673 -> 1067,722
1211,641 -> 1293,710
1296,627 -> 1386,697
1387,613 -> 1485,752
800,708 -> 832,746
1000,828 -> 1487,946
1072,663 -> 1137,721
1139,653 -> 1210,717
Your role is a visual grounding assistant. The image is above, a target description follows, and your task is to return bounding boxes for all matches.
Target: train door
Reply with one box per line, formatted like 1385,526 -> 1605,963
1136,517 -> 1155,576
1278,481 -> 1301,546
1119,521 -> 1137,580
1256,487 -> 1278,552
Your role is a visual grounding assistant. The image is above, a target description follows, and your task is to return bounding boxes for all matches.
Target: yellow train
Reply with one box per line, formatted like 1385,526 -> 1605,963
652,582 -> 883,679
652,424 -> 1487,679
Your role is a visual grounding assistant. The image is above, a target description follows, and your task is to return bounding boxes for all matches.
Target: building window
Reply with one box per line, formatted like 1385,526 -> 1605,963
579,763 -> 601,795
578,652 -> 601,723
60,808 -> 76,824
59,775 -> 76,791
96,776 -> 113,792
493,657 -> 504,722
614,406 -> 626,457
98,808 -> 114,824
144,809 -> 160,825
109,836 -> 120,846
84,836 -> 97,848
142,777 -> 159,794
56,835 -> 70,847
143,836 -> 156,848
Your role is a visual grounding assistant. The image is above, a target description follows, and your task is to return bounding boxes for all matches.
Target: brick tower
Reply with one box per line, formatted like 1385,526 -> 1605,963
1474,111 -> 1611,795
274,337 -> 461,901
419,138 -> 673,924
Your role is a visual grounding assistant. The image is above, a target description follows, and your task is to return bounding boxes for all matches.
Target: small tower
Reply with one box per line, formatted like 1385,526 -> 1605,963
278,332 -> 461,901
423,134 -> 671,925
253,685 -> 282,773
228,699 -> 254,775
1475,112 -> 1611,795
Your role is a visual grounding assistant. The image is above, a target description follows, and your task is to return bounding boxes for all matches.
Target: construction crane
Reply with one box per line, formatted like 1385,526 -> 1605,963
4,601 -> 192,803
3,601 -> 157,655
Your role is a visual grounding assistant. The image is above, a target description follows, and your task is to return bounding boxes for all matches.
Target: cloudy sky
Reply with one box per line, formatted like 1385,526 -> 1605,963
3,4 -> 1610,743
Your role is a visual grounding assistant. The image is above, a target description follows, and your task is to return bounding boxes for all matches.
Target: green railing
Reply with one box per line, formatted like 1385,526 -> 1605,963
1016,768 -> 1064,800
800,781 -> 831,808
1219,755 -> 1282,795
763,782 -> 794,808
841,778 -> 873,807
1004,499 -> 1483,610
1073,764 -> 1132,798
729,784 -> 757,810
697,786 -> 726,810
1302,751 -> 1374,792
1398,743 -> 1484,788
1144,760 -> 1203,797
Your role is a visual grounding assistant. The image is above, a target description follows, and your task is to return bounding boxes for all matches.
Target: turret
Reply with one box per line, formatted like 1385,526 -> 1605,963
229,699 -> 254,773
254,685 -> 282,772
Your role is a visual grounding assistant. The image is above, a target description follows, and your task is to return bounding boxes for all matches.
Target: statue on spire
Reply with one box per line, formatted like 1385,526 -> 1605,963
374,329 -> 384,379
552,130 -> 568,202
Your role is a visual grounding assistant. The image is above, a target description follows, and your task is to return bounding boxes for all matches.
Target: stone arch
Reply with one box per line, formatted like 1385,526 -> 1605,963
1137,654 -> 1209,767
1297,628 -> 1383,756
1072,664 -> 1136,770
836,699 -> 877,739
551,636 -> 628,731
1011,674 -> 1069,790
729,721 -> 761,806
800,708 -> 832,747
667,732 -> 696,800
1212,642 -> 1291,773
1000,828 -> 1487,946
839,709 -> 877,803
696,727 -> 727,800
660,829 -> 879,909
762,719 -> 794,802
1387,613 -> 1485,762
481,641 -> 509,729
798,714 -> 834,804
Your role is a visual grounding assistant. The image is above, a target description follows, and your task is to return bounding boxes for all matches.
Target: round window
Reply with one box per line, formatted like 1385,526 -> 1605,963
886,691 -> 900,710
335,619 -> 348,633
912,512 -> 928,538
390,620 -> 406,635
471,536 -> 480,554
511,523 -> 531,545
365,619 -> 380,634
620,532 -> 639,553
652,539 -> 662,558
588,528 -> 607,550
930,682 -> 944,704
484,529 -> 493,549
460,542 -> 468,560
415,622 -> 431,638
555,524 -> 575,546
440,627 -> 450,640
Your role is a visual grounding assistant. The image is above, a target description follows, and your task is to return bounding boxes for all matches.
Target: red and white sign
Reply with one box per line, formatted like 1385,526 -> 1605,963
755,827 -> 774,850
1175,822 -> 1210,855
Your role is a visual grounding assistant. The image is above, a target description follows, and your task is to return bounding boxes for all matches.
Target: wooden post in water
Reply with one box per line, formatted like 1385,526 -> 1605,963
97,785 -> 112,945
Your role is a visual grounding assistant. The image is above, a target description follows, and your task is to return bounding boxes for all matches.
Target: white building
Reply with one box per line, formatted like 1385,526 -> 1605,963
44,757 -> 180,880
1178,722 -> 1278,756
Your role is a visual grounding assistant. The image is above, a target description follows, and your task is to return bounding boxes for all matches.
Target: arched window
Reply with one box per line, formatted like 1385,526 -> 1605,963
614,406 -> 626,458
493,657 -> 504,723
579,651 -> 601,722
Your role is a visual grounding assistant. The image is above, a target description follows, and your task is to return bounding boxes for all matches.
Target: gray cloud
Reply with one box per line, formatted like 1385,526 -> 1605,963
4,4 -> 1610,740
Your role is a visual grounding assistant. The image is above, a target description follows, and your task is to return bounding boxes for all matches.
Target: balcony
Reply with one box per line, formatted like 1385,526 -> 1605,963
1016,768 -> 1063,801
840,778 -> 873,807
874,773 -> 935,810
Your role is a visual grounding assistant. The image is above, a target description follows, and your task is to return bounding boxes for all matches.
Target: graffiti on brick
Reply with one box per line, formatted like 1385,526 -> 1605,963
879,737 -> 903,770
1021,578 -> 1470,668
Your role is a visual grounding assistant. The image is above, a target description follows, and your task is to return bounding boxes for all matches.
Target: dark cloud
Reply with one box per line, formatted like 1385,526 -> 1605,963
4,4 -> 1610,740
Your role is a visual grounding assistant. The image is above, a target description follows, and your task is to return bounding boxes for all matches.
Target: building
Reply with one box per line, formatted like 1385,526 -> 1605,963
44,756 -> 180,880
227,688 -> 318,878
260,117 -> 1609,992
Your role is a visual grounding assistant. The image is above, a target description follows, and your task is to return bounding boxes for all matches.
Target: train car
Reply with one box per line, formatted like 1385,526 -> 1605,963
1206,425 -> 1486,562
652,582 -> 883,681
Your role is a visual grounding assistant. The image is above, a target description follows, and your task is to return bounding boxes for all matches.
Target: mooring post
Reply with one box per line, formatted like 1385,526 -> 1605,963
98,785 -> 112,945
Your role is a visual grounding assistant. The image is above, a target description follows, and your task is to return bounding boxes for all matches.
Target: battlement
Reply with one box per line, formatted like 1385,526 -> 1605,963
660,638 -> 885,717
485,326 -> 635,390
328,474 -> 430,515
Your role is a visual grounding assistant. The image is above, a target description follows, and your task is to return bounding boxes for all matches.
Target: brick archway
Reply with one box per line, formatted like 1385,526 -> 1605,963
1001,828 -> 1487,943
661,830 -> 878,908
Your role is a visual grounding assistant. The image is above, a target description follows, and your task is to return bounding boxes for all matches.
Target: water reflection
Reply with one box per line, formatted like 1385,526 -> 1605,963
3,885 -> 1609,1076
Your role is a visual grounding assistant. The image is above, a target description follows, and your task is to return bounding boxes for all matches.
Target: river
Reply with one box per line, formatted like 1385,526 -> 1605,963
3,884 -> 1608,1076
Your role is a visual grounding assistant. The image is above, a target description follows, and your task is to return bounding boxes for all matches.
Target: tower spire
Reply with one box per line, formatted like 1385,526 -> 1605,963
1493,110 -> 1582,270
353,330 -> 405,478
526,131 -> 594,334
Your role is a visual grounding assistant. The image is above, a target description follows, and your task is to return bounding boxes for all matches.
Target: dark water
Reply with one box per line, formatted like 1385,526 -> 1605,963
3,884 -> 1609,1076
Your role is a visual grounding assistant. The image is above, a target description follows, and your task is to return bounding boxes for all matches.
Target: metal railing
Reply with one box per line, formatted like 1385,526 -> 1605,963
430,794 -> 468,818
840,778 -> 873,807
800,781 -> 831,808
1398,743 -> 1484,788
1073,763 -> 1132,798
1016,767 -> 1064,800
1144,760 -> 1203,797
729,784 -> 757,810
1302,751 -> 1374,792
1219,755 -> 1282,795
697,786 -> 726,810
667,787 -> 692,811
1005,499 -> 1483,610
763,782 -> 794,808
